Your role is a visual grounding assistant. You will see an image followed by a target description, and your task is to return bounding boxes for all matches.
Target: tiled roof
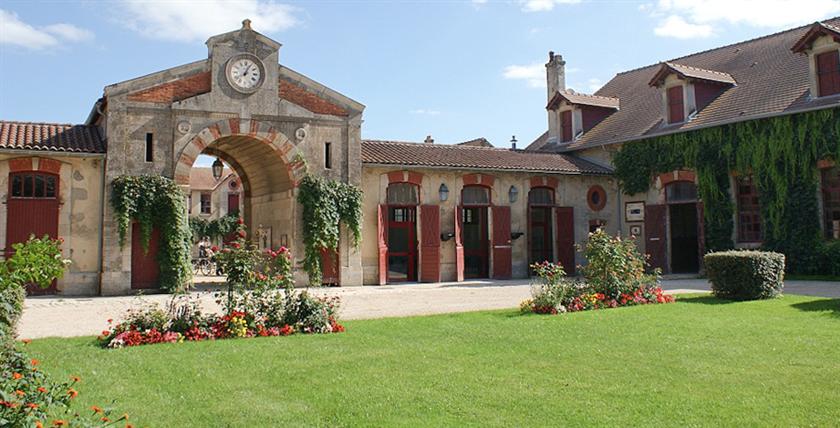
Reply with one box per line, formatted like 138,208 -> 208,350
547,90 -> 620,110
361,140 -> 611,175
189,167 -> 234,191
457,137 -> 494,147
649,62 -> 737,86
0,121 -> 105,154
791,21 -> 840,52
538,17 -> 840,153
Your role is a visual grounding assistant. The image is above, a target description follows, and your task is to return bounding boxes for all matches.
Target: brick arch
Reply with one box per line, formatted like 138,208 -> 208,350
658,170 -> 696,187
386,170 -> 424,186
462,173 -> 495,188
173,118 -> 306,187
529,176 -> 559,190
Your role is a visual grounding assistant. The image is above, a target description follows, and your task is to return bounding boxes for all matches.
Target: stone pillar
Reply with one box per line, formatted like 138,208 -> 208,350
546,51 -> 566,145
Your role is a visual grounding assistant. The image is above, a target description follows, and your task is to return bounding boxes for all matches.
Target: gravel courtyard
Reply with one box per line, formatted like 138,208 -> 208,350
17,278 -> 839,339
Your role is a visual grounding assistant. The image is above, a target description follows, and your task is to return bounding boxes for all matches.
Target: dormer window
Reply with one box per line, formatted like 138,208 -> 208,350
791,21 -> 840,98
561,110 -> 573,142
546,89 -> 619,143
667,86 -> 684,124
816,50 -> 840,97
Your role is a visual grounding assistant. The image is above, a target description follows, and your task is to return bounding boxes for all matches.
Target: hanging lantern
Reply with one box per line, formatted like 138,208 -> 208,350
212,158 -> 224,181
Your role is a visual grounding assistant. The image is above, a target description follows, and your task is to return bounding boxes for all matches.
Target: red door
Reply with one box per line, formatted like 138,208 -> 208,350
227,193 -> 240,215
131,223 -> 160,290
387,206 -> 417,282
321,247 -> 340,286
645,204 -> 668,273
554,207 -> 575,275
420,205 -> 441,283
6,171 -> 60,295
492,205 -> 512,279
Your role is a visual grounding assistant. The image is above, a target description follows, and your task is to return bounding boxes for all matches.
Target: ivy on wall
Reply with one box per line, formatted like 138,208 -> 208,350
297,175 -> 363,286
613,107 -> 840,273
111,175 -> 192,291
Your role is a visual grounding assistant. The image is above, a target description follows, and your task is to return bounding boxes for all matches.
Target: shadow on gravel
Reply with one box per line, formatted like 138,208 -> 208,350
791,298 -> 840,318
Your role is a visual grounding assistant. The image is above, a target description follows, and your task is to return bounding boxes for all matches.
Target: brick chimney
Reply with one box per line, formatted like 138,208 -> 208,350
546,51 -> 566,144
424,135 -> 434,144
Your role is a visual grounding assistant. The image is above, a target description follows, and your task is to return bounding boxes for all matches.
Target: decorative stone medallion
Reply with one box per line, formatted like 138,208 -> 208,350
177,121 -> 191,134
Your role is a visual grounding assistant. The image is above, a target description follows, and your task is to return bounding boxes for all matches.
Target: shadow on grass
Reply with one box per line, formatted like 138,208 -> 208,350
791,298 -> 840,318
675,295 -> 732,305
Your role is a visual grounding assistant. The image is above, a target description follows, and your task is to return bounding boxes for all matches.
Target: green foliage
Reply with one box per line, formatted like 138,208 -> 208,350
613,108 -> 840,272
705,250 -> 786,300
297,175 -> 363,286
579,229 -> 658,299
111,175 -> 192,292
189,213 -> 242,243
525,261 -> 583,314
819,241 -> 840,276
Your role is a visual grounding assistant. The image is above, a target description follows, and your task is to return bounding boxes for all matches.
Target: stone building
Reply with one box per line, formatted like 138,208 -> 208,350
187,167 -> 243,221
1,18 -> 838,295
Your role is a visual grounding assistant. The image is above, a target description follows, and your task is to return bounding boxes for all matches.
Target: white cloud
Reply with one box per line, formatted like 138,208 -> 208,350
654,15 -> 714,39
519,0 -> 581,12
503,62 -> 545,88
650,0 -> 840,39
410,109 -> 441,116
117,0 -> 300,42
586,78 -> 603,92
0,9 -> 94,50
471,0 -> 488,4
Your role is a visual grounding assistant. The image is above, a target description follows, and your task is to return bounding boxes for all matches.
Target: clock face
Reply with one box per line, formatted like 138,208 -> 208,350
228,58 -> 262,91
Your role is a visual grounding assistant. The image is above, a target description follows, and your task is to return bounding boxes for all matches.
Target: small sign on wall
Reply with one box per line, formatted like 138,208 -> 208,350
625,202 -> 645,222
629,225 -> 642,237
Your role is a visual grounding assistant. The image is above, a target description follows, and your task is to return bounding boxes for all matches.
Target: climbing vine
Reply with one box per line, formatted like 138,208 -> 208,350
613,107 -> 840,273
189,213 -> 241,243
111,175 -> 192,291
297,175 -> 363,286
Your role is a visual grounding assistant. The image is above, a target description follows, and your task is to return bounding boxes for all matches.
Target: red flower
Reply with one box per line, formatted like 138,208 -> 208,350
68,389 -> 79,399
12,372 -> 22,380
21,338 -> 31,345
237,230 -> 246,238
30,359 -> 39,366
237,217 -> 244,225
37,387 -> 48,393
91,405 -> 103,414
26,402 -> 38,409
70,375 -> 81,383
15,390 -> 24,397
211,245 -> 219,252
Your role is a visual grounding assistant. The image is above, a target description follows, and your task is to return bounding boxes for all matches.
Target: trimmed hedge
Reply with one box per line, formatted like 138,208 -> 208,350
819,241 -> 840,276
705,251 -> 785,300
0,284 -> 26,352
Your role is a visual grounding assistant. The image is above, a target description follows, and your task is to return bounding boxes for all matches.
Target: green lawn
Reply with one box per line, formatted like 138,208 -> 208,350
28,295 -> 840,427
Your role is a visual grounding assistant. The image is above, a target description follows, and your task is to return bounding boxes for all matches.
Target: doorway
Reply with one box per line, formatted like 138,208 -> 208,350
462,206 -> 489,278
387,206 -> 417,282
227,193 -> 240,215
669,203 -> 699,273
528,187 -> 554,265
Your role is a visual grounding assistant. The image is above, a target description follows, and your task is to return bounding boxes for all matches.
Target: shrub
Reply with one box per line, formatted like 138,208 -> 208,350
705,250 -> 785,300
819,241 -> 840,276
524,261 -> 585,314
579,229 -> 655,299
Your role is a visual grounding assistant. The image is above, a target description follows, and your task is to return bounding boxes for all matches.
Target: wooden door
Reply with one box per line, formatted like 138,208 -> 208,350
6,171 -> 60,295
554,207 -> 575,275
387,206 -> 417,282
492,205 -> 512,279
420,205 -> 441,283
321,247 -> 340,286
529,206 -> 553,263
131,223 -> 160,290
462,206 -> 489,278
645,204 -> 668,273
455,206 -> 464,282
227,193 -> 240,215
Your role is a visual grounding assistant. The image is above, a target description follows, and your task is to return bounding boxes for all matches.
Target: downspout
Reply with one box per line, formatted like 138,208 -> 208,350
97,144 -> 107,296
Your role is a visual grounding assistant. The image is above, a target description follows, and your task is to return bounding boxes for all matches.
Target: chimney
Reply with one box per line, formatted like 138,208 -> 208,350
424,135 -> 434,144
546,51 -> 566,102
510,135 -> 518,151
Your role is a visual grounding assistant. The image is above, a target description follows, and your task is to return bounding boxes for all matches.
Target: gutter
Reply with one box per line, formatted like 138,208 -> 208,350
559,102 -> 840,153
0,149 -> 105,158
360,162 -> 613,176
97,153 -> 107,296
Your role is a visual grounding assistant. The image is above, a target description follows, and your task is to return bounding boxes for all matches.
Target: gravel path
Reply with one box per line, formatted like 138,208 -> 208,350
16,278 -> 839,339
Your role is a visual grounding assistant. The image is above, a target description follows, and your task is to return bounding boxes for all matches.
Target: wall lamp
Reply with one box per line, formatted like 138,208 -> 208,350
511,232 -> 524,240
439,183 -> 449,202
508,185 -> 519,203
440,232 -> 455,241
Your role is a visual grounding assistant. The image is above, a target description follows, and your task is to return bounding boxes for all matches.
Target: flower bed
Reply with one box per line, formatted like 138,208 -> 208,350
521,230 -> 675,315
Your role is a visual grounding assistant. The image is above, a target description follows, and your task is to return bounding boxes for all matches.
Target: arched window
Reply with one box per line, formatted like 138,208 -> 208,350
665,181 -> 697,203
387,183 -> 419,206
528,187 -> 554,205
462,186 -> 490,205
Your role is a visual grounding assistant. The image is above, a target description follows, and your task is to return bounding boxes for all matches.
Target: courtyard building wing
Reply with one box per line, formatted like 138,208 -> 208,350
0,121 -> 105,154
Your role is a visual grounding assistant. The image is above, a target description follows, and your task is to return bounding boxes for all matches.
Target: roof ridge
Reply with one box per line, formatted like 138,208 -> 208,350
362,139 -> 573,154
0,120 -> 81,127
666,62 -> 733,77
615,16 -> 840,77
559,90 -> 618,100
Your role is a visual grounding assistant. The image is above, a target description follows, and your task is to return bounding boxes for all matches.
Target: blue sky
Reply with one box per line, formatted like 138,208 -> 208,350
2,0 -> 839,167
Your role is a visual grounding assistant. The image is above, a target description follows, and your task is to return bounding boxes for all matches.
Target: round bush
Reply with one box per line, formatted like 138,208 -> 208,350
705,251 -> 785,300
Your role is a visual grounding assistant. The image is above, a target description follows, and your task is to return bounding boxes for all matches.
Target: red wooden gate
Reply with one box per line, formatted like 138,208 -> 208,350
491,205 -> 512,279
321,247 -> 340,286
554,207 -> 575,275
645,204 -> 668,273
6,171 -> 60,295
131,223 -> 160,290
455,206 -> 464,282
420,205 -> 441,283
377,205 -> 388,285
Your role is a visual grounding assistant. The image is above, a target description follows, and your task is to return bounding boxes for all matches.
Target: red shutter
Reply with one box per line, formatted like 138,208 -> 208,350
492,206 -> 512,279
554,207 -> 575,275
645,204 -> 668,272
817,50 -> 840,97
377,204 -> 388,285
455,206 -> 464,282
561,110 -> 572,142
131,223 -> 161,290
420,205 -> 441,283
667,86 -> 684,123
321,247 -> 340,286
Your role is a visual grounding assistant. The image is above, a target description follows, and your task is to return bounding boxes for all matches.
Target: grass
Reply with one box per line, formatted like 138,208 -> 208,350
28,295 -> 840,427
